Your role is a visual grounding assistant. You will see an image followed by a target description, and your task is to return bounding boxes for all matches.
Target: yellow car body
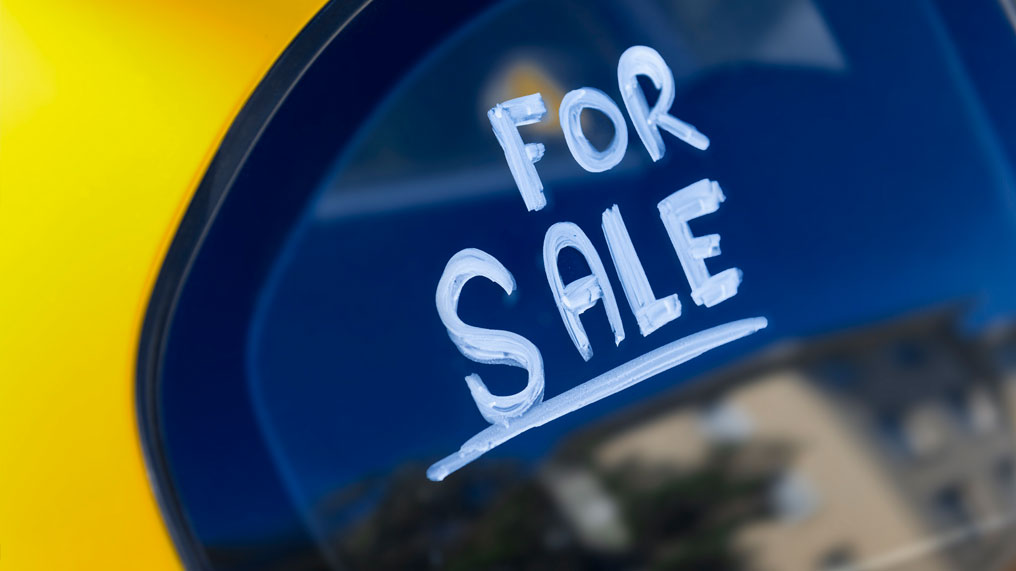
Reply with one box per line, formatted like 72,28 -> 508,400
0,1 -> 326,567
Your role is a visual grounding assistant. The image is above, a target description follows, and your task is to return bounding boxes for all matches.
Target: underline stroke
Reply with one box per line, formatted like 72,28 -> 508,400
428,316 -> 768,481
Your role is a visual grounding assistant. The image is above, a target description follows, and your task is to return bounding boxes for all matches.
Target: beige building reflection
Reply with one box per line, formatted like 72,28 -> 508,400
547,306 -> 1016,571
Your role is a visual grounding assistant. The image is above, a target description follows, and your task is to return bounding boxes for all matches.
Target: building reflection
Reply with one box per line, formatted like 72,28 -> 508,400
317,306 -> 1016,570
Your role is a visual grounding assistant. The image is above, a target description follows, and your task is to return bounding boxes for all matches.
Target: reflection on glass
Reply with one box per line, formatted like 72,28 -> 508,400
302,307 -> 1016,570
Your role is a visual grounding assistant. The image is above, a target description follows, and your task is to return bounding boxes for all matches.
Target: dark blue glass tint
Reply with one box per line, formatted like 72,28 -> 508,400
153,0 -> 1016,568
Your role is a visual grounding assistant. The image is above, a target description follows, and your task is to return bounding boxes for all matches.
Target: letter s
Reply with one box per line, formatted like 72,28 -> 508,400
436,248 -> 545,427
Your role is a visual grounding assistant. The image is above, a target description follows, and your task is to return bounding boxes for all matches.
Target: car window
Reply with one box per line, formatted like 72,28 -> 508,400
144,0 -> 1016,568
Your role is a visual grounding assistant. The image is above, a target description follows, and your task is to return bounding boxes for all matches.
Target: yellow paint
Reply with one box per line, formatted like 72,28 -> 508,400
0,0 -> 326,567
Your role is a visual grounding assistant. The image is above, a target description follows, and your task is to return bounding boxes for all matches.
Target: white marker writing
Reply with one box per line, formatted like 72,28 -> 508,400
544,222 -> 626,361
488,94 -> 548,212
435,249 -> 545,426
431,45 -> 765,482
428,317 -> 768,481
559,87 -> 628,172
658,179 -> 742,307
602,204 -> 681,336
491,45 -> 708,210
618,45 -> 709,160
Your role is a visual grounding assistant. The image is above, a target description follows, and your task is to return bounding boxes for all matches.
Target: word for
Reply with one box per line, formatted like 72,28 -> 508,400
488,45 -> 709,212
429,46 -> 766,481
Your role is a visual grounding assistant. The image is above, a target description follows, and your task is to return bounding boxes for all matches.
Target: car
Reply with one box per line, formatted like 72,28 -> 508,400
5,0 -> 1016,569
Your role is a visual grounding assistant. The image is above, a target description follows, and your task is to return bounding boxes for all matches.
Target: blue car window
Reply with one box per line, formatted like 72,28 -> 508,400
140,0 -> 1016,569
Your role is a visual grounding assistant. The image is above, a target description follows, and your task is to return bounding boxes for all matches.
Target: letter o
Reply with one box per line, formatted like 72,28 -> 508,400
559,87 -> 628,173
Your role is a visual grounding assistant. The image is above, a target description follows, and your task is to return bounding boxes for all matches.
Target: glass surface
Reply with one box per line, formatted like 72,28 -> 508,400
154,0 -> 1016,569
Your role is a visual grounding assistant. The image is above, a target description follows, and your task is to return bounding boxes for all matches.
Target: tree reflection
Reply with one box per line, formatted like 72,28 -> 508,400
321,441 -> 788,570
